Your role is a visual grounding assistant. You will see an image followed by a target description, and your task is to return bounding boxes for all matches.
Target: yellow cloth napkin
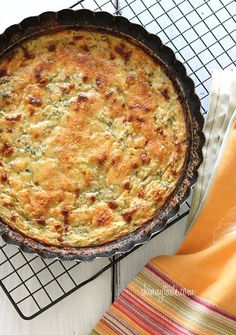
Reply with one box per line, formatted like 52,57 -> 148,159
151,113 -> 236,314
186,68 -> 236,231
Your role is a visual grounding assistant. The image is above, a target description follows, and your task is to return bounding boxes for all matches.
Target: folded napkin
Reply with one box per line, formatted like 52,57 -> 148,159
90,71 -> 236,335
186,68 -> 236,232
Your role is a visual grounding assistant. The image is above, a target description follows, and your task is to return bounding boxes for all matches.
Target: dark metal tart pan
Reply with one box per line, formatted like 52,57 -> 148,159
0,9 -> 205,261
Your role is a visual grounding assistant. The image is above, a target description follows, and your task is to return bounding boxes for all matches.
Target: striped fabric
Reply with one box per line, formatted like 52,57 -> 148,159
90,262 -> 236,335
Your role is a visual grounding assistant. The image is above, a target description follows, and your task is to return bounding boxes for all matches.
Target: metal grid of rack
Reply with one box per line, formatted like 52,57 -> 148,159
0,0 -> 235,320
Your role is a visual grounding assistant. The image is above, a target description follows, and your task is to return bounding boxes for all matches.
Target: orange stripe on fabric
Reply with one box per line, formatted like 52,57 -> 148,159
110,304 -> 152,335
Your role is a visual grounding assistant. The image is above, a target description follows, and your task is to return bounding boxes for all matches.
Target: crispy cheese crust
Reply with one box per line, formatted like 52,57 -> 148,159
0,30 -> 188,247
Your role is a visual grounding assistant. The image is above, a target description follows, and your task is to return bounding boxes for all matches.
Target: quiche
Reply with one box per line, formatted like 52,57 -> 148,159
0,29 -> 188,247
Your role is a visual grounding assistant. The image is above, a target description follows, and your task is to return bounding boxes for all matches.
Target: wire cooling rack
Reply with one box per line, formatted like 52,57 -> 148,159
0,0 -> 235,320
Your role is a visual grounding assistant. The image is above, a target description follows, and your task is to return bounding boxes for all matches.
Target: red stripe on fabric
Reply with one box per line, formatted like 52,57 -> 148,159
119,294 -> 173,335
114,294 -> 175,335
102,314 -> 126,335
108,309 -> 142,335
123,288 -> 195,335
146,263 -> 236,322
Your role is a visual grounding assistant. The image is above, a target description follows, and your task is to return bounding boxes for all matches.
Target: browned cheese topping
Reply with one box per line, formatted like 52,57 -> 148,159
0,30 -> 188,246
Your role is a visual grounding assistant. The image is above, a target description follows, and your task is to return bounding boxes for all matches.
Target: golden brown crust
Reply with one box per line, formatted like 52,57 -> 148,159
0,30 -> 188,246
